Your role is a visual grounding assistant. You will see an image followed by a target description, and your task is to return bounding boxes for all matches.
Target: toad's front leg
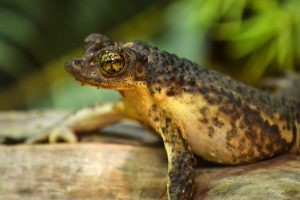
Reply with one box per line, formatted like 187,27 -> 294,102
161,117 -> 196,200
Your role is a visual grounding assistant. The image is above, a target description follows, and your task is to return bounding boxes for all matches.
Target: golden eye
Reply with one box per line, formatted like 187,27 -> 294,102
99,52 -> 125,76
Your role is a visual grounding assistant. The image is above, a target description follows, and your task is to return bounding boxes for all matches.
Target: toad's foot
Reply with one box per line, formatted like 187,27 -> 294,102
26,102 -> 124,144
25,125 -> 77,144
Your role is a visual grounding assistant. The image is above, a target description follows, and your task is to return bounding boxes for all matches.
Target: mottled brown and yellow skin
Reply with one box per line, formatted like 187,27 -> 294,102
65,34 -> 300,200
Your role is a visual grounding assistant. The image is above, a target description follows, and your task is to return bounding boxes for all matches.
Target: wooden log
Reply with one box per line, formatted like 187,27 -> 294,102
0,111 -> 299,200
0,144 -> 300,200
0,144 -> 167,200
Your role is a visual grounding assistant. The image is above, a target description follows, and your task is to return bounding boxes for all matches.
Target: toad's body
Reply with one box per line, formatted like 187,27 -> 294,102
123,85 -> 299,165
65,34 -> 300,200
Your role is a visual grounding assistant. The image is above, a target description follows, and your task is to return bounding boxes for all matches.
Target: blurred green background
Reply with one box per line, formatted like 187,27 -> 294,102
0,0 -> 299,110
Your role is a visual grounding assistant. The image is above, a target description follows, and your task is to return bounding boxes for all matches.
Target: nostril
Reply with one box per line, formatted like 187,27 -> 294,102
65,59 -> 82,72
73,59 -> 81,65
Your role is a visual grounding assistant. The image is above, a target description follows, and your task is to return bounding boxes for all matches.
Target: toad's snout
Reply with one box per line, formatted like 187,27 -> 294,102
65,58 -> 85,75
65,56 -> 103,87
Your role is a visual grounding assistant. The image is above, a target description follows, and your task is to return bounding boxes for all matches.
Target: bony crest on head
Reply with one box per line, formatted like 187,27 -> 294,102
98,51 -> 126,77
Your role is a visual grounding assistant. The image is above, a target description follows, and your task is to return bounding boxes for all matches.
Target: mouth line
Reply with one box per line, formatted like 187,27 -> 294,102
73,75 -> 99,86
73,76 -> 115,89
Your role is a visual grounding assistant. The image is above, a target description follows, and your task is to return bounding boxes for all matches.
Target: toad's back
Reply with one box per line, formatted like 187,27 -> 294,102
132,46 -> 300,165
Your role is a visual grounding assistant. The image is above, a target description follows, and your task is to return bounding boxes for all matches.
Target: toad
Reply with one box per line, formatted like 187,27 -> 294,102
31,34 -> 300,200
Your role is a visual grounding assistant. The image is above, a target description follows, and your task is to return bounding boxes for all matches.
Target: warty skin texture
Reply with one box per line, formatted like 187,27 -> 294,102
65,33 -> 300,200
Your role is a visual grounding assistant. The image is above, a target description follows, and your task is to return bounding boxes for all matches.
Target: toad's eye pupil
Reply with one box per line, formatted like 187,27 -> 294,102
99,52 -> 125,76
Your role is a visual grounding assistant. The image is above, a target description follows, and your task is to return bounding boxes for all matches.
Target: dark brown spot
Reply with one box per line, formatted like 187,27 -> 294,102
212,117 -> 224,128
206,97 -> 218,105
239,122 -> 245,129
199,107 -> 208,116
208,127 -> 214,138
198,86 -> 209,95
219,106 -> 231,115
226,129 -> 237,141
200,118 -> 209,124
151,104 -> 157,111
166,89 -> 175,96
288,124 -> 297,151
165,117 -> 171,126
155,87 -> 161,93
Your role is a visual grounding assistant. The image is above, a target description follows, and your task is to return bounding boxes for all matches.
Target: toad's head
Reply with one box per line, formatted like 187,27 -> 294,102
65,34 -> 149,90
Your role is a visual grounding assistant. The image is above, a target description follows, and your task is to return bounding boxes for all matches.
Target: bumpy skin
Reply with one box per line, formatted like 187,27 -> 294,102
65,34 -> 300,200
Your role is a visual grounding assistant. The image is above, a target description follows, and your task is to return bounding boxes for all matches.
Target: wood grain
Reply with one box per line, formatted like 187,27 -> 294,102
0,111 -> 299,200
